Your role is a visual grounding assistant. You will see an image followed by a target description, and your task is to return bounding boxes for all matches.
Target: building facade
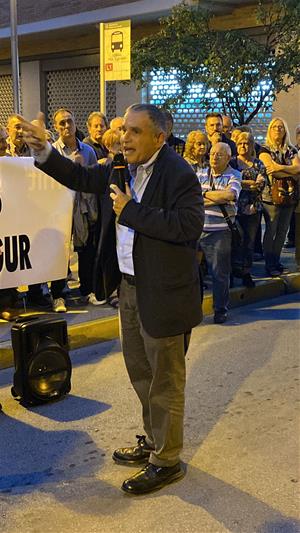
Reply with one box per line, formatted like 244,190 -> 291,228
0,0 -> 299,141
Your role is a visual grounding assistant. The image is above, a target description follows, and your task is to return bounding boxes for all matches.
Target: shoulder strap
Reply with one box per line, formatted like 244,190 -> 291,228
209,168 -> 235,231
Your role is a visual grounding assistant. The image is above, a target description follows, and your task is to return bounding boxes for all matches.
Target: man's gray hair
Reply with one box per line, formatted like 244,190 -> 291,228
53,107 -> 74,123
86,111 -> 109,129
126,104 -> 167,134
214,142 -> 232,157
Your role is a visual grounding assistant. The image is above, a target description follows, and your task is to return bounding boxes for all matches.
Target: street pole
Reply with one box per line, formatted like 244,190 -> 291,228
99,23 -> 106,115
10,0 -> 21,114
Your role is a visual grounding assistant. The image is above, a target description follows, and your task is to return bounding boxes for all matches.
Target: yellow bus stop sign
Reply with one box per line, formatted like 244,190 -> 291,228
102,20 -> 131,81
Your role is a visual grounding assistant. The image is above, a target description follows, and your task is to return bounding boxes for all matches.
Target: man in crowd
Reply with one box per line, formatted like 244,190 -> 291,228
199,142 -> 241,324
0,124 -> 20,318
162,109 -> 185,156
83,111 -> 109,160
205,112 -> 237,162
222,115 -> 233,139
22,103 -> 204,495
6,114 -> 51,309
6,114 -> 31,157
52,107 -> 104,311
110,116 -> 123,133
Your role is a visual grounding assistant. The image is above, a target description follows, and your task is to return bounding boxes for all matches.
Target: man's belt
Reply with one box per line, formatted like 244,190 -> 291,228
122,273 -> 136,286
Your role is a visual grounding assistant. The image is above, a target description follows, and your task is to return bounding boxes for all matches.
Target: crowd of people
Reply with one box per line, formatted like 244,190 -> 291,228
0,108 -> 299,322
0,109 -> 124,314
0,103 -> 299,496
182,112 -> 300,322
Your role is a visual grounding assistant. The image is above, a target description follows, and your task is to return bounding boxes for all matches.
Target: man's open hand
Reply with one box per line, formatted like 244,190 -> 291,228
110,183 -> 132,218
21,112 -> 47,152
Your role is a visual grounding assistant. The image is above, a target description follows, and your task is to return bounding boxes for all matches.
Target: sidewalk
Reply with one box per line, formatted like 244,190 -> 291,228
0,248 -> 299,370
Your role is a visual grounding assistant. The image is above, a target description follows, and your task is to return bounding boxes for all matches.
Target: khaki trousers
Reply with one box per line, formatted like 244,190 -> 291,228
119,277 -> 189,467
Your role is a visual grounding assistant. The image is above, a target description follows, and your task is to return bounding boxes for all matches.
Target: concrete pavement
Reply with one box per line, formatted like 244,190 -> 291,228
0,248 -> 299,370
0,293 -> 299,533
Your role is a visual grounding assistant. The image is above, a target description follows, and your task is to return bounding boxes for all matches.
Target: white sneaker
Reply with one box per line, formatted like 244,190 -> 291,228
53,297 -> 67,313
87,293 -> 106,305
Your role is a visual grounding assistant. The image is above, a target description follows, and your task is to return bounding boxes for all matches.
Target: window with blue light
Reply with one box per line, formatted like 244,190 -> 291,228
143,70 -> 274,142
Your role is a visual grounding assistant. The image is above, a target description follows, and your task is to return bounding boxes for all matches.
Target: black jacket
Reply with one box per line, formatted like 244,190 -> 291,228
37,144 -> 204,337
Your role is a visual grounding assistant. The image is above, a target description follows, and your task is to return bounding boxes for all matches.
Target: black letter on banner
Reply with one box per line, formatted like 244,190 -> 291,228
19,235 -> 32,270
5,236 -> 18,272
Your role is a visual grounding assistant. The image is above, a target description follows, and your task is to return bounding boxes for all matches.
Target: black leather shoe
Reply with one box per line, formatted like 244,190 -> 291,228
113,435 -> 154,465
214,311 -> 227,324
26,294 -> 52,309
242,273 -> 255,288
122,462 -> 184,494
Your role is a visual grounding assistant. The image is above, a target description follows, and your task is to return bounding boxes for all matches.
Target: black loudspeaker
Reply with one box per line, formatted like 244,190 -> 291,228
11,316 -> 72,406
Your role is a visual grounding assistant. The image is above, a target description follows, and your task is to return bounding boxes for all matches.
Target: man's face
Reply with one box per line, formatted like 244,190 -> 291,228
7,117 -> 24,148
110,117 -> 123,133
205,117 -> 223,140
54,111 -> 76,143
222,116 -> 233,138
88,116 -> 107,143
210,143 -> 230,173
0,129 -> 8,156
121,110 -> 164,165
165,118 -> 173,138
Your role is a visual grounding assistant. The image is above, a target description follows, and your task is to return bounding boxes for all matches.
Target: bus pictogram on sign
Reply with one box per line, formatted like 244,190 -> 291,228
111,31 -> 123,52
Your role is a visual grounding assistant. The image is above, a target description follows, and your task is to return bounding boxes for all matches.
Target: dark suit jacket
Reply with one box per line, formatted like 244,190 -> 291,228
38,144 -> 204,338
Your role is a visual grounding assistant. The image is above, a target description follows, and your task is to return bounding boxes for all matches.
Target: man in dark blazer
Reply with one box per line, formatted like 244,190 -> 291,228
22,104 -> 204,495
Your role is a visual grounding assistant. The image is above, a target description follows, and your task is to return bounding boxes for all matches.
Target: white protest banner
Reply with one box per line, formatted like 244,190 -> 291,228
0,157 -> 74,289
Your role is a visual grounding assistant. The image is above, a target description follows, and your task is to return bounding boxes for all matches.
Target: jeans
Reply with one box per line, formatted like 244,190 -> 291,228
262,203 -> 294,271
200,230 -> 231,312
236,212 -> 261,271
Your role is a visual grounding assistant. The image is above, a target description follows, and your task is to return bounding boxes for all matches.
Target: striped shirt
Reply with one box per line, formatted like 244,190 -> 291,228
198,165 -> 241,232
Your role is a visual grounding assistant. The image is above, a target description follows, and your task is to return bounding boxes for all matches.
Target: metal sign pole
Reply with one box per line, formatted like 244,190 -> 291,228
10,0 -> 21,114
99,23 -> 106,115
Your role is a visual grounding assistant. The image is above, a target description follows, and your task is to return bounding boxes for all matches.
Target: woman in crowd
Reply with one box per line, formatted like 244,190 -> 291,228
259,117 -> 300,276
234,132 -> 265,287
183,131 -> 210,299
183,130 -> 210,178
231,127 -> 243,144
98,128 -> 122,164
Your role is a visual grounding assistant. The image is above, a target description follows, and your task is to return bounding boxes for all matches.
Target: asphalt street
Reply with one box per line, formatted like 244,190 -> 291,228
0,293 -> 299,533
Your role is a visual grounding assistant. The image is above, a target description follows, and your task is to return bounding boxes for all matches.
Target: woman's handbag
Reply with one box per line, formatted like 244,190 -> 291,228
270,176 -> 298,207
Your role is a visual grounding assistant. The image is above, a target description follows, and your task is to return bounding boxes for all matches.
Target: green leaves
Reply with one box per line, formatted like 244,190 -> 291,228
131,0 -> 300,124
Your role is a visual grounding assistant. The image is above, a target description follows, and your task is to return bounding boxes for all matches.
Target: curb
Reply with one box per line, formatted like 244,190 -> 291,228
0,274 -> 299,371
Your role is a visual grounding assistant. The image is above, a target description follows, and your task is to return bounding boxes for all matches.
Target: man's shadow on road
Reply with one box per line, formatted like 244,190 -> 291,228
174,297 -> 300,532
0,411 -> 134,526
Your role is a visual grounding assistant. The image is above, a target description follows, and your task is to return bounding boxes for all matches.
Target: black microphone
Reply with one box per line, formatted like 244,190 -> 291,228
109,152 -> 131,193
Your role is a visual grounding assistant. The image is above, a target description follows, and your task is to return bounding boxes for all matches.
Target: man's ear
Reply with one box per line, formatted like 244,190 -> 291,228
158,131 -> 166,144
